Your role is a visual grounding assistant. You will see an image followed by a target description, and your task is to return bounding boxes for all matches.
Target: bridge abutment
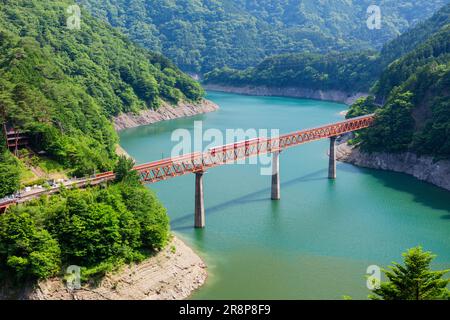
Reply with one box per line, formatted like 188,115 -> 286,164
195,171 -> 206,228
328,136 -> 337,179
271,151 -> 281,200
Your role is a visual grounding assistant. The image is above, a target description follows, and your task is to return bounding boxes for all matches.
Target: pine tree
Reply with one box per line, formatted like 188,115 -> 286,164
370,246 -> 450,300
114,155 -> 139,183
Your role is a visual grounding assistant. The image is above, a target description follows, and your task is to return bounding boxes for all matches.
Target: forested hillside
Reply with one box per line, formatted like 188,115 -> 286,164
203,51 -> 380,93
379,4 -> 450,67
0,158 -> 170,282
204,4 -> 450,95
347,25 -> 450,159
79,0 -> 448,73
0,1 -> 178,283
0,0 -> 204,178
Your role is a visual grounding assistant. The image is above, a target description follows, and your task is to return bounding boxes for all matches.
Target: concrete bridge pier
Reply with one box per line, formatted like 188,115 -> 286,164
328,136 -> 337,179
271,151 -> 281,200
195,171 -> 206,228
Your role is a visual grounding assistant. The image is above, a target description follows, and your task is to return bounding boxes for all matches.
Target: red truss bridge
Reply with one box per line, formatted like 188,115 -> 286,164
132,114 -> 374,184
1,114 -> 375,227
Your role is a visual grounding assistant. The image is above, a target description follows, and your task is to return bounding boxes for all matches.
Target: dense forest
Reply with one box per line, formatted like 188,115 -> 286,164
202,3 -> 450,160
0,0 -> 448,289
205,4 -> 450,95
0,0 -> 187,284
379,3 -> 450,67
203,51 -> 380,93
0,0 -> 204,180
347,17 -> 450,159
0,158 -> 170,282
78,0 -> 448,73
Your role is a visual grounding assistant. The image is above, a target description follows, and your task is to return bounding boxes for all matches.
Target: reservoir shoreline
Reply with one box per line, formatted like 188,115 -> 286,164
336,142 -> 450,192
113,99 -> 219,131
118,91 -> 450,299
0,236 -> 207,300
203,84 -> 368,105
15,92 -> 444,300
1,100 -> 217,300
111,99 -> 217,300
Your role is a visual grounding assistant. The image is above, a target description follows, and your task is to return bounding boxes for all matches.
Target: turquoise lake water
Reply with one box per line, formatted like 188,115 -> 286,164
119,91 -> 450,300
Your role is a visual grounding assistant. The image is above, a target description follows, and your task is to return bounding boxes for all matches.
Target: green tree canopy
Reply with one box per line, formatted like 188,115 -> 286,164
355,92 -> 416,153
80,0 -> 448,73
0,0 -> 204,178
0,181 -> 170,281
0,212 -> 61,280
370,247 -> 450,300
346,10 -> 450,159
0,151 -> 21,198
114,155 -> 138,184
205,51 -> 381,93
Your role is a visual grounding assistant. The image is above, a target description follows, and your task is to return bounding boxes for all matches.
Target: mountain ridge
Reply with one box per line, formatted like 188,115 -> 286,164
78,0 -> 449,73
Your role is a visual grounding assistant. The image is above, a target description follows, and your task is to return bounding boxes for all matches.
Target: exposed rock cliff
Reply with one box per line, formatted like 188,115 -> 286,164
337,142 -> 450,191
203,84 -> 368,105
113,99 -> 219,131
1,236 -> 207,300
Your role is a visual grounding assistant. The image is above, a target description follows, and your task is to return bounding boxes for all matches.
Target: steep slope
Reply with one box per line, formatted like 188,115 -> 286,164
204,4 -> 450,99
79,0 -> 449,73
203,51 -> 380,95
379,4 -> 450,67
347,25 -> 450,160
0,0 -> 204,176
375,25 -> 450,102
0,1 -> 200,286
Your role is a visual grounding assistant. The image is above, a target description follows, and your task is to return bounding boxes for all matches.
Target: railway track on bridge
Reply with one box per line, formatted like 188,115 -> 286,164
133,114 -> 374,183
1,114 -> 375,226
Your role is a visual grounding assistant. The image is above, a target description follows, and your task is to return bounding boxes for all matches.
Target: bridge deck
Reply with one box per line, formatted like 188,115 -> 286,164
0,114 -> 374,211
136,114 -> 375,183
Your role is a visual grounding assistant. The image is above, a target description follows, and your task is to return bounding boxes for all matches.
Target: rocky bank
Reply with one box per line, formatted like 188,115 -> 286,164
336,142 -> 450,191
109,101 -> 216,300
204,84 -> 368,105
113,99 -> 219,131
2,236 -> 207,300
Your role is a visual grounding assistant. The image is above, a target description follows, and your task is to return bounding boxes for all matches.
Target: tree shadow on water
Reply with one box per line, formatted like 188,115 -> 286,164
338,164 -> 450,214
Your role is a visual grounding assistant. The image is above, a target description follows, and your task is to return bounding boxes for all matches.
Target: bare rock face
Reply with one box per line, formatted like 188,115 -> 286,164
203,84 -> 368,105
113,99 -> 219,131
8,237 -> 207,300
337,143 -> 450,191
